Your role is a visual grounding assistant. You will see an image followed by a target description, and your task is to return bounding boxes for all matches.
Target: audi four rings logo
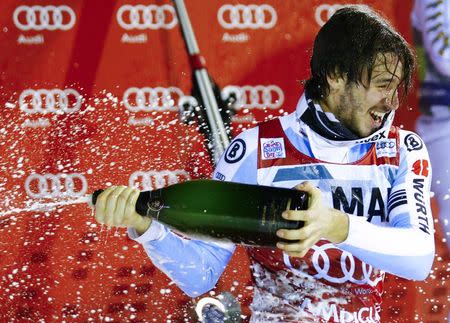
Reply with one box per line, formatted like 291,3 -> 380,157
217,4 -> 277,29
222,85 -> 284,110
19,89 -> 82,114
13,5 -> 76,31
25,173 -> 88,199
283,243 -> 383,286
315,4 -> 346,26
123,87 -> 184,112
117,4 -> 177,30
129,170 -> 191,191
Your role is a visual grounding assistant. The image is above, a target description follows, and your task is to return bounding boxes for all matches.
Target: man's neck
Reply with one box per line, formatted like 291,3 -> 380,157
314,97 -> 335,115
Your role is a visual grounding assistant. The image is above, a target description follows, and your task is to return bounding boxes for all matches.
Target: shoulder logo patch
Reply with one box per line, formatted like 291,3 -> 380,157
224,139 -> 246,163
404,133 -> 423,152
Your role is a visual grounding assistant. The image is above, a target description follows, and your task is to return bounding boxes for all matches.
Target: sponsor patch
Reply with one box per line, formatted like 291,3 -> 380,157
404,133 -> 423,151
355,130 -> 387,144
214,172 -> 226,181
412,159 -> 429,177
412,178 -> 430,234
224,139 -> 246,163
375,139 -> 397,158
261,138 -> 286,160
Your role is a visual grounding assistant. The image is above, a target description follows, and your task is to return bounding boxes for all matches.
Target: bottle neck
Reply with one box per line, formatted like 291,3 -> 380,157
134,188 -> 165,219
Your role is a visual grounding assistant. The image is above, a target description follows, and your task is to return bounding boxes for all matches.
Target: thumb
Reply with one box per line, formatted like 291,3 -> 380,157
295,181 -> 321,207
295,181 -> 315,192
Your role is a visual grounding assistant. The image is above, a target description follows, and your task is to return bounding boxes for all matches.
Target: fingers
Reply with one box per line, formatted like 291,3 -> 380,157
276,234 -> 320,258
126,188 -> 140,218
295,181 -> 322,208
94,186 -> 116,225
295,181 -> 314,192
94,186 -> 137,228
127,187 -> 152,234
111,186 -> 131,227
277,222 -> 315,240
105,186 -> 126,226
281,210 -> 312,222
275,181 -> 326,258
123,187 -> 141,226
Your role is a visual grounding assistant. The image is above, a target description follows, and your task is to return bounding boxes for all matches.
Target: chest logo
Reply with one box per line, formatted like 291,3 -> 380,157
261,138 -> 286,160
375,138 -> 397,158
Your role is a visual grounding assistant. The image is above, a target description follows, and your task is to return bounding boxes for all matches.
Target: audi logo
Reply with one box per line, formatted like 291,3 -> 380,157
129,170 -> 191,191
25,173 -> 88,199
19,89 -> 82,114
222,85 -> 284,110
217,4 -> 277,29
13,5 -> 76,31
123,87 -> 185,112
315,4 -> 347,26
283,243 -> 383,286
117,4 -> 177,30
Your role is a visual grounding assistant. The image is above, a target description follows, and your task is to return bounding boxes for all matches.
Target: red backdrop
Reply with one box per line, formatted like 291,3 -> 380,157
0,0 -> 448,322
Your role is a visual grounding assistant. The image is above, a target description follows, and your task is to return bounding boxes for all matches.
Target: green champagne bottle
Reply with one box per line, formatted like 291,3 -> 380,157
91,180 -> 308,247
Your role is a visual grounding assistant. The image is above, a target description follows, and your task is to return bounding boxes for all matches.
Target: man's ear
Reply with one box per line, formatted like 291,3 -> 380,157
326,73 -> 346,92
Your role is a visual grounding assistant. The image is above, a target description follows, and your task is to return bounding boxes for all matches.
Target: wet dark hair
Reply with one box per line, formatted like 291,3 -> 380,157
304,5 -> 415,100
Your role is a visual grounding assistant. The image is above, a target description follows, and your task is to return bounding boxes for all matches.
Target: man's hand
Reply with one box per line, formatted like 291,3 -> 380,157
276,181 -> 349,258
94,186 -> 152,235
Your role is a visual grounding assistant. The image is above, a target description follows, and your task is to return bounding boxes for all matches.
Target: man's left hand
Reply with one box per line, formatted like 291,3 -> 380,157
276,181 -> 349,258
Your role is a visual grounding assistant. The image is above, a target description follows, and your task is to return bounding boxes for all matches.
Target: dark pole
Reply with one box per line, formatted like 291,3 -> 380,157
172,0 -> 232,164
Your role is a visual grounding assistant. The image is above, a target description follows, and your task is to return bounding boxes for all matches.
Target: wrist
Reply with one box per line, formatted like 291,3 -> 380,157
134,216 -> 152,235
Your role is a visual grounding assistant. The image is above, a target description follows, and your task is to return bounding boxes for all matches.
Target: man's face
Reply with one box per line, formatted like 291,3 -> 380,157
327,53 -> 403,138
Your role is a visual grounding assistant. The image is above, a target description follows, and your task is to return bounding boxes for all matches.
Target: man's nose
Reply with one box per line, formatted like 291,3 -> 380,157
383,90 -> 399,110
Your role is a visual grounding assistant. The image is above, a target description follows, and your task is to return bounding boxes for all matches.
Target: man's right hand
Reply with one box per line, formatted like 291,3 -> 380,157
94,186 -> 152,235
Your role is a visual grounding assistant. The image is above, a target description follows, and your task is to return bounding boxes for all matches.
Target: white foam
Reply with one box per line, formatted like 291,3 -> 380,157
0,195 -> 91,219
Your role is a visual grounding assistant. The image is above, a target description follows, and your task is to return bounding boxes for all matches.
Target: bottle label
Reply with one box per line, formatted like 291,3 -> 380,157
258,198 -> 287,232
147,199 -> 164,213
259,194 -> 306,233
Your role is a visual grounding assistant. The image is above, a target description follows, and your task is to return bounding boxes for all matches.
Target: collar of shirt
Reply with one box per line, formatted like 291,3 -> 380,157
293,93 -> 395,148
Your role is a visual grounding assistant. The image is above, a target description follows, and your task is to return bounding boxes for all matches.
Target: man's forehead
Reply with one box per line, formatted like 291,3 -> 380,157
372,53 -> 403,79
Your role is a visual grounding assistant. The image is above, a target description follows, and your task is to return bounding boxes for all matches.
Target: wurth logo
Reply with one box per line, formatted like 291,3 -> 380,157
412,159 -> 429,177
412,178 -> 430,234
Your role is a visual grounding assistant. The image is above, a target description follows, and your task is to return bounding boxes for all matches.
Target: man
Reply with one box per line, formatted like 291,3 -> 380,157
95,5 -> 435,322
